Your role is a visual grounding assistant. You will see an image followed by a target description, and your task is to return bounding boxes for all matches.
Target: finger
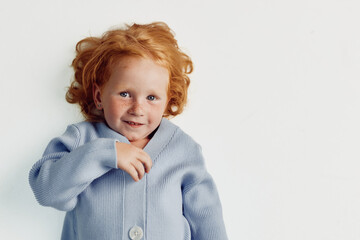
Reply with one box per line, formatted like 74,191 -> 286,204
137,151 -> 152,173
131,161 -> 145,180
125,165 -> 140,182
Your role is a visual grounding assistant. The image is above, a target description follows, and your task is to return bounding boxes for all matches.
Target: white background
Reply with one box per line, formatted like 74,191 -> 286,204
1,0 -> 360,239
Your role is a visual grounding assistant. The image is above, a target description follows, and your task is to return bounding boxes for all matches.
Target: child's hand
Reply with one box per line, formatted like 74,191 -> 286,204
115,142 -> 152,182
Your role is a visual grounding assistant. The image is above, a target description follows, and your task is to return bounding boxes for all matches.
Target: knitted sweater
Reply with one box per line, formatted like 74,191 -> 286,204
29,118 -> 228,240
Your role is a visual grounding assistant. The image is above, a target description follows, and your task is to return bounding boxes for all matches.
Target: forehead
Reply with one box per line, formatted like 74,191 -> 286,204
107,56 -> 169,90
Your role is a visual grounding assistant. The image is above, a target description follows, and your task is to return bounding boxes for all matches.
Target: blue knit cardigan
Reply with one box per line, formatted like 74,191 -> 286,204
29,118 -> 228,240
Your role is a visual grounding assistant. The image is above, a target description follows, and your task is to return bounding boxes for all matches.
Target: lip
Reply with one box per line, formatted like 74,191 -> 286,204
124,120 -> 144,128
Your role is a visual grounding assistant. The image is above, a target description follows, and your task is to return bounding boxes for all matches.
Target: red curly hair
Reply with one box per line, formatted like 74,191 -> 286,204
66,22 -> 193,122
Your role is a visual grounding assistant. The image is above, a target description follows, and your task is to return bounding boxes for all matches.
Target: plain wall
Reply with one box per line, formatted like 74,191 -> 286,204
1,0 -> 360,239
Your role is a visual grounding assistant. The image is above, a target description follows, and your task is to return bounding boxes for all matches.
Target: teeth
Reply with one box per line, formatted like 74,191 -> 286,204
128,121 -> 140,125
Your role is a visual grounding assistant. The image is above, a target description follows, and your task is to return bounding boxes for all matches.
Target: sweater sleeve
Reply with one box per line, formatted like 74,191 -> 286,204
29,124 -> 118,212
182,145 -> 228,240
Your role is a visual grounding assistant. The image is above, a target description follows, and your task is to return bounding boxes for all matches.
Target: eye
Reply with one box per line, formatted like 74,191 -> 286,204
119,92 -> 129,97
147,95 -> 156,101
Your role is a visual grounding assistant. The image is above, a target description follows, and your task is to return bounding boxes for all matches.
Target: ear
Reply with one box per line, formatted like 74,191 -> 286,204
93,83 -> 103,110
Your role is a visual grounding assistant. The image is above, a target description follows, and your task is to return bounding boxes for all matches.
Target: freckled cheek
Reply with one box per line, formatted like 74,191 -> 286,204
107,100 -> 130,117
149,103 -> 167,118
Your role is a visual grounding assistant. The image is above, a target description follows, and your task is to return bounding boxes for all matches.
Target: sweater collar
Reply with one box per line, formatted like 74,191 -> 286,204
95,122 -> 130,143
95,118 -> 178,161
143,118 -> 178,161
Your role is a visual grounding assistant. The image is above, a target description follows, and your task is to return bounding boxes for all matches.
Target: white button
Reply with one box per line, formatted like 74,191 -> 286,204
129,225 -> 143,240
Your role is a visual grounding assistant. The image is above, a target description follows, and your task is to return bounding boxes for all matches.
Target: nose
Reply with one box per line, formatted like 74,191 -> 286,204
127,99 -> 144,116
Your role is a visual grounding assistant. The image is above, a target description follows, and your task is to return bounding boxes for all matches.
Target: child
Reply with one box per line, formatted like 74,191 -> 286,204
29,22 -> 228,240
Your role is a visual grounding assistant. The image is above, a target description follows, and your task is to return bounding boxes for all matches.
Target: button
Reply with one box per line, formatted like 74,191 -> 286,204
129,225 -> 143,240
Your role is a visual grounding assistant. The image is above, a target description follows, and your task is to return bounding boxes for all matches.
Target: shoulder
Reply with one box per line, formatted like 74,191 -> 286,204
163,120 -> 210,188
71,121 -> 98,133
71,121 -> 129,143
42,122 -> 92,154
60,121 -> 105,146
166,119 -> 201,150
163,118 -> 203,161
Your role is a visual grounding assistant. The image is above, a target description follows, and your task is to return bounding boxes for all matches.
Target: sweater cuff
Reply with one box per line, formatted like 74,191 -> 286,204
86,138 -> 119,169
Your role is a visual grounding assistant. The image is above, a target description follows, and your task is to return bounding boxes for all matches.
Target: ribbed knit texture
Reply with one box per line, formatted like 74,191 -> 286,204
29,118 -> 228,240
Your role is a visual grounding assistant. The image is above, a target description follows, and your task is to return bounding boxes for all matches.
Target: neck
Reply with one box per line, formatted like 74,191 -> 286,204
129,138 -> 150,149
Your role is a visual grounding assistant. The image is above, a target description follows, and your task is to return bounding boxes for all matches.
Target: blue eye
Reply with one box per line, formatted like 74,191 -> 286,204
147,95 -> 156,101
120,92 -> 129,97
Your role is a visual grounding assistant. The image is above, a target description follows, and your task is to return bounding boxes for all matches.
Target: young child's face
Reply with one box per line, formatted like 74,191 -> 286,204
94,56 -> 169,145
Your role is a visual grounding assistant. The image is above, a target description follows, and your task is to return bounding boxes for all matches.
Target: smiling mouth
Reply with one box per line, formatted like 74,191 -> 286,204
124,121 -> 144,127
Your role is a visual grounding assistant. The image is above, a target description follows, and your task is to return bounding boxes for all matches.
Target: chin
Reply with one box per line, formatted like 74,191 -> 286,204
126,135 -> 144,142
